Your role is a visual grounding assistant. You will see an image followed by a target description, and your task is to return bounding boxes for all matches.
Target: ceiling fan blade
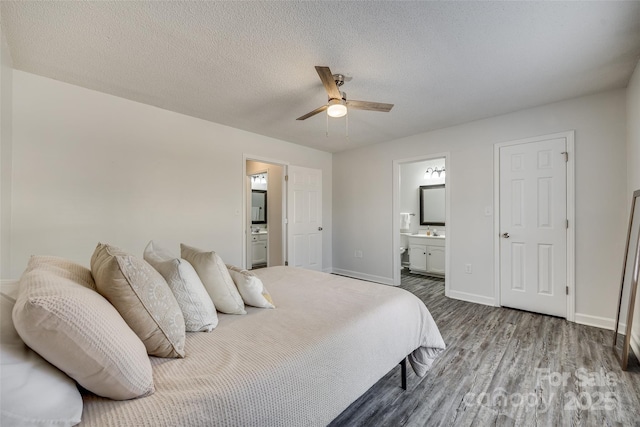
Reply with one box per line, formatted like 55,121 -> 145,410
296,105 -> 328,121
315,66 -> 342,100
346,100 -> 394,112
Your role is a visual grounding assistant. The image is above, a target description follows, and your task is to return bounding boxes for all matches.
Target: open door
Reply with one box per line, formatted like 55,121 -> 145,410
287,166 -> 322,271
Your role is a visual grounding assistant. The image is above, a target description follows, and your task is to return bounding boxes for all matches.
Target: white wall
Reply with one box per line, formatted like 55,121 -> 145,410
8,71 -> 332,278
626,59 -> 640,355
400,158 -> 446,235
334,89 -> 627,322
0,21 -> 12,279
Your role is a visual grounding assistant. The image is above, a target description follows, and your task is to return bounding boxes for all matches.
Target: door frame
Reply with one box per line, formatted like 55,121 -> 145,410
493,130 -> 575,321
242,154 -> 289,270
392,152 -> 451,293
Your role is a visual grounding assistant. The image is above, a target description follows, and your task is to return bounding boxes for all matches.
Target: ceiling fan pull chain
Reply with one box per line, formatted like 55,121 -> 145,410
326,111 -> 329,137
345,111 -> 349,140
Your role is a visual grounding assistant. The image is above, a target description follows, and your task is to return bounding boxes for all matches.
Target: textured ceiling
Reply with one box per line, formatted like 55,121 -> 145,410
2,1 -> 640,153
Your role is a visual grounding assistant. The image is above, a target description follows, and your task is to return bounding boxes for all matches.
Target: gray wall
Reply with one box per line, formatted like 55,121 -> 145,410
7,71 -> 332,277
333,89 -> 627,324
625,60 -> 640,356
0,21 -> 12,279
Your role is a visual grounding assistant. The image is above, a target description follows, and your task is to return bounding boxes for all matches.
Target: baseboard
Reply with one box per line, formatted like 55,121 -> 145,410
574,313 -> 617,331
331,268 -> 395,286
446,289 -> 495,307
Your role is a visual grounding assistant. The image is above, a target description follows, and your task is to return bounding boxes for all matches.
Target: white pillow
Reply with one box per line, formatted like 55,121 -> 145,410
180,244 -> 246,315
1,291 -> 83,427
226,264 -> 275,309
144,241 -> 218,332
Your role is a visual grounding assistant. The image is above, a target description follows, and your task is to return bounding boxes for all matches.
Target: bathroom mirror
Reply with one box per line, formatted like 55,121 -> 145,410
420,184 -> 445,226
613,189 -> 640,370
251,190 -> 267,224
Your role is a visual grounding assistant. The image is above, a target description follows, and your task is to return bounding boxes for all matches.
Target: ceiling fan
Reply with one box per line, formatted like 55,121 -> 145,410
296,66 -> 394,121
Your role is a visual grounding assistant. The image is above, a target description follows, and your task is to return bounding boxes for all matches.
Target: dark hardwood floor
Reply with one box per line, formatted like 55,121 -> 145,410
330,271 -> 640,426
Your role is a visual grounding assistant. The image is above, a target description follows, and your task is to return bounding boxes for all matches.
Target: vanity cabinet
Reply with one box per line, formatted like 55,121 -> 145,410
408,235 -> 445,276
426,245 -> 445,275
409,245 -> 428,271
251,233 -> 268,266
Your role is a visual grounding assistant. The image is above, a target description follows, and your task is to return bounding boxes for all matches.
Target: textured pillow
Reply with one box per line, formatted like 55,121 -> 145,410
11,255 -> 154,401
91,243 -> 186,358
144,241 -> 218,332
226,264 -> 275,309
180,244 -> 246,314
1,291 -> 83,427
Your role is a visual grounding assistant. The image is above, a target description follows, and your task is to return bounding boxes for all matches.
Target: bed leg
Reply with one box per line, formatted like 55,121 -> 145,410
400,358 -> 407,390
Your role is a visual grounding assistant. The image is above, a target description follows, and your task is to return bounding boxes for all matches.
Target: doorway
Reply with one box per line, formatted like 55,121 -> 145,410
392,153 -> 450,289
246,160 -> 285,270
243,157 -> 324,272
494,131 -> 575,319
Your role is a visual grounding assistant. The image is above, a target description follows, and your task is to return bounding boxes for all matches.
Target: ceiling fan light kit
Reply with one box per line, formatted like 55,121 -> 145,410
297,66 -> 394,123
327,97 -> 347,118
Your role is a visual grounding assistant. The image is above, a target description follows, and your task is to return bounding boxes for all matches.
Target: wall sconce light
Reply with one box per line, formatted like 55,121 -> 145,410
424,167 -> 446,179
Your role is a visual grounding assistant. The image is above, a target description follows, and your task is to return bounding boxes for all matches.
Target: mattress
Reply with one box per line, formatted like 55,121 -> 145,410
80,267 -> 445,426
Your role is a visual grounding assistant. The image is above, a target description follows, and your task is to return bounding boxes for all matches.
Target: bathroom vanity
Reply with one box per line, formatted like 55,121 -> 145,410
251,230 -> 268,267
408,235 -> 445,276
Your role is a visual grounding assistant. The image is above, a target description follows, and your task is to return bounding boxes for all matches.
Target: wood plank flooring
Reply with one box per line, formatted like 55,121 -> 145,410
329,271 -> 640,427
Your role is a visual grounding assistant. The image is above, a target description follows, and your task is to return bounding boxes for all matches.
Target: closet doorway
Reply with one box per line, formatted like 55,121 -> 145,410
246,159 -> 285,270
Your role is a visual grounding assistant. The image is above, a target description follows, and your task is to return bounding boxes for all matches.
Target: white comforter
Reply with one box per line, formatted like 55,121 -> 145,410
80,267 -> 445,426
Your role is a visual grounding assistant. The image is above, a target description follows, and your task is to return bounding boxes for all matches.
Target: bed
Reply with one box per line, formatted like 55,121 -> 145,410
77,266 -> 445,426
2,260 -> 445,427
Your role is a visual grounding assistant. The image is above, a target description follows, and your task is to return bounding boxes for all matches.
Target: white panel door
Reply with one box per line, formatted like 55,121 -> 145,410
287,166 -> 322,271
500,137 -> 567,317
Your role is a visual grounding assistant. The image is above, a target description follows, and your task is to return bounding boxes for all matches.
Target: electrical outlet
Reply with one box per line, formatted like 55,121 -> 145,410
354,250 -> 363,258
464,264 -> 472,274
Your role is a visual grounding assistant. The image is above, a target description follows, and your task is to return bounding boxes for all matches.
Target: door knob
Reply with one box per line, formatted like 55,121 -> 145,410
318,227 -> 323,231
502,232 -> 510,238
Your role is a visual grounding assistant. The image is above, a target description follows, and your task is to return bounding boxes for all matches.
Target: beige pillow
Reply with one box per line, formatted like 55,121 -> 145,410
91,243 -> 186,358
226,264 -> 275,309
144,241 -> 218,332
180,244 -> 246,314
12,255 -> 154,400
